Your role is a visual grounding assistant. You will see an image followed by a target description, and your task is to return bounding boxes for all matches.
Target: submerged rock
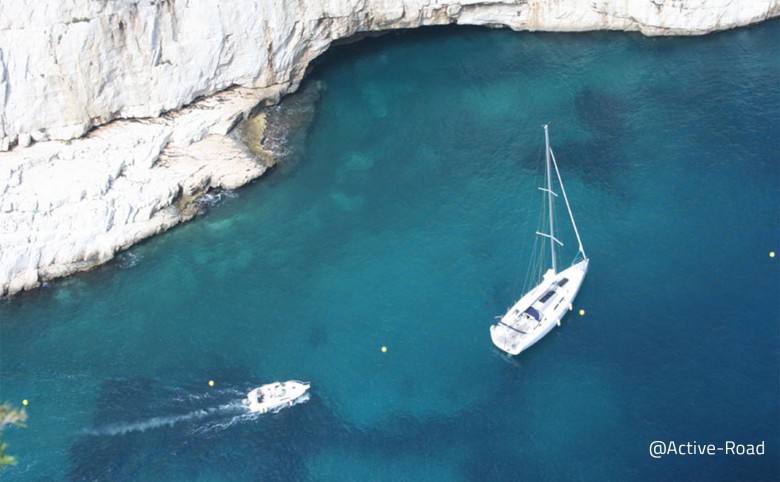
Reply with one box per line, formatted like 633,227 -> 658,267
235,80 -> 323,167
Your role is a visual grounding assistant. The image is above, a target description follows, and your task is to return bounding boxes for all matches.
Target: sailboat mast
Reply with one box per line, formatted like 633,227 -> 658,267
544,124 -> 556,273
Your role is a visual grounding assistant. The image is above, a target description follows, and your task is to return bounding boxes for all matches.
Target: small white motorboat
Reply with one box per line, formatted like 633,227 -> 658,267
245,380 -> 311,414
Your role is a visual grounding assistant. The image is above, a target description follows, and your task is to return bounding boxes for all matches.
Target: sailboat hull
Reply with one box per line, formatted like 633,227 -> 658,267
490,258 -> 588,355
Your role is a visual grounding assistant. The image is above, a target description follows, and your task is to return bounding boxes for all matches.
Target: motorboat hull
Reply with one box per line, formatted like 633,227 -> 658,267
245,380 -> 310,414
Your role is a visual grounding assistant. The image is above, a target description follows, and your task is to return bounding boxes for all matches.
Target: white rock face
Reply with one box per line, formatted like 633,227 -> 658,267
0,0 -> 778,295
2,0 -> 778,151
0,86 -> 272,295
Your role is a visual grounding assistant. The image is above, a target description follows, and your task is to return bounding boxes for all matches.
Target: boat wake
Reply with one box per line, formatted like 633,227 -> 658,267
83,392 -> 311,437
83,401 -> 245,437
194,392 -> 311,435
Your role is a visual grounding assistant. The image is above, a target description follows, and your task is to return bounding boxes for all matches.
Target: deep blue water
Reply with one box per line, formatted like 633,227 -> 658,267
1,20 -> 779,481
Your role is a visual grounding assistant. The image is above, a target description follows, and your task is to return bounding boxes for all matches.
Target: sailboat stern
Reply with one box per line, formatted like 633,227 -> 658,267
490,323 -> 525,355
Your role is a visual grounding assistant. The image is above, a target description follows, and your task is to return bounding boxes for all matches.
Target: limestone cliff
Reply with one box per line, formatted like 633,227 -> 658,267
0,0 -> 778,296
2,0 -> 777,150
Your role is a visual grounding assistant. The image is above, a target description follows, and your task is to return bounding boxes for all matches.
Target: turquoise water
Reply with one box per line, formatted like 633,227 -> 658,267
2,21 -> 779,481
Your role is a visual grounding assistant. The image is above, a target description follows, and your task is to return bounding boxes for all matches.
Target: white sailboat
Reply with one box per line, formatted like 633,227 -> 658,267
490,125 -> 589,355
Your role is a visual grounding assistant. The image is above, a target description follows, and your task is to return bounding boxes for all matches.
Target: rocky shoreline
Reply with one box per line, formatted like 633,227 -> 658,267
1,0 -> 778,296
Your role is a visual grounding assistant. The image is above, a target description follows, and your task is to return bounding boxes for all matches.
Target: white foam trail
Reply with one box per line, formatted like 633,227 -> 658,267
84,392 -> 309,438
84,401 -> 245,437
86,411 -> 209,436
191,411 -> 259,435
193,393 -> 311,435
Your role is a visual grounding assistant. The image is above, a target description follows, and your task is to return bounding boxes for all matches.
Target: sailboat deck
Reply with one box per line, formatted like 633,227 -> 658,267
490,260 -> 588,355
498,311 -> 538,336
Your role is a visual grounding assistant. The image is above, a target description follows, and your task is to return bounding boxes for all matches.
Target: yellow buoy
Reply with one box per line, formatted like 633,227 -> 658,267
381,346 -> 387,353
579,309 -> 586,316
771,251 -> 776,258
22,399 -> 28,406
208,380 -> 215,387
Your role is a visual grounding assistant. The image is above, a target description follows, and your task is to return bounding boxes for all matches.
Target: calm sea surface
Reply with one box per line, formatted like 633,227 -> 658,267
1,20 -> 778,481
